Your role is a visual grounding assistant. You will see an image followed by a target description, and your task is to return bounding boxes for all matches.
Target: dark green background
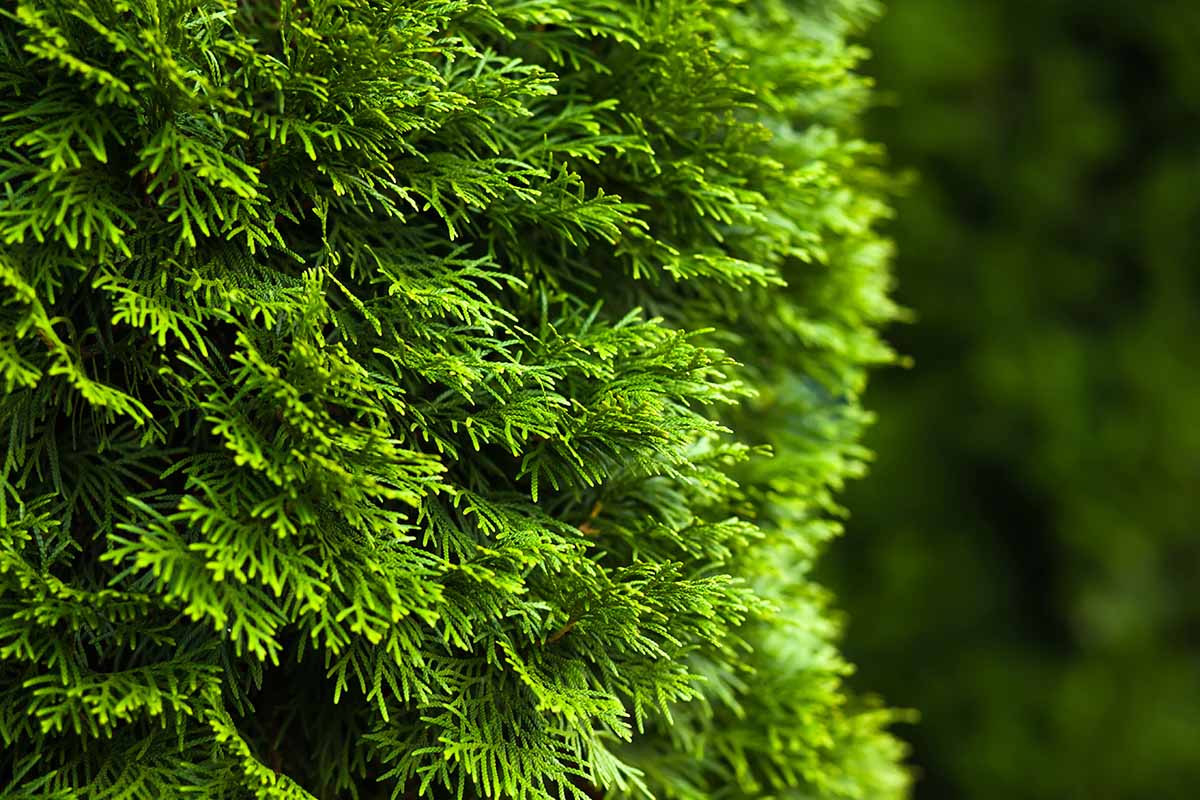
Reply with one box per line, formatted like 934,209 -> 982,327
827,1 -> 1200,797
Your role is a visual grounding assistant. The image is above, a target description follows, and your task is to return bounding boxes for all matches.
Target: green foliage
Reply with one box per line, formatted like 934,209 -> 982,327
0,0 -> 906,797
830,1 -> 1200,798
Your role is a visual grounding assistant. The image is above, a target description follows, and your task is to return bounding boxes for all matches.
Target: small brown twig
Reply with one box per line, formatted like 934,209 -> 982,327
577,500 -> 603,536
546,618 -> 577,645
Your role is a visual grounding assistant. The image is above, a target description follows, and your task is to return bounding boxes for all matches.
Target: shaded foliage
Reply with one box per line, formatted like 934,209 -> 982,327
830,1 -> 1200,798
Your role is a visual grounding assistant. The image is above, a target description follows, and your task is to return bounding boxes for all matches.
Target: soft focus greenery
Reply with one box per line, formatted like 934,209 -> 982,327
829,1 -> 1200,798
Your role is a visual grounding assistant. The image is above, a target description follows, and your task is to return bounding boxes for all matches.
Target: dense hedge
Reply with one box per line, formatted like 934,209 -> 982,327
0,1 -> 907,797
830,1 -> 1200,798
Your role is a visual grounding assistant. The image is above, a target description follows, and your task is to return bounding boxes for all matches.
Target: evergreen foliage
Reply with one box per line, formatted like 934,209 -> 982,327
0,1 -> 906,797
831,1 -> 1200,797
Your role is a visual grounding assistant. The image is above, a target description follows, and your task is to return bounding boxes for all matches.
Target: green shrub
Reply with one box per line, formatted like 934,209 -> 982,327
0,0 -> 907,797
830,1 -> 1200,797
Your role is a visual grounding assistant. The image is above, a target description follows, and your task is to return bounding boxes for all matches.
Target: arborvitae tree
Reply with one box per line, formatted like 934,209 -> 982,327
0,1 -> 906,798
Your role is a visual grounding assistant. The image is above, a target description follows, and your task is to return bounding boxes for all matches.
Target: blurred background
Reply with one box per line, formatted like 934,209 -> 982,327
824,1 -> 1200,797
